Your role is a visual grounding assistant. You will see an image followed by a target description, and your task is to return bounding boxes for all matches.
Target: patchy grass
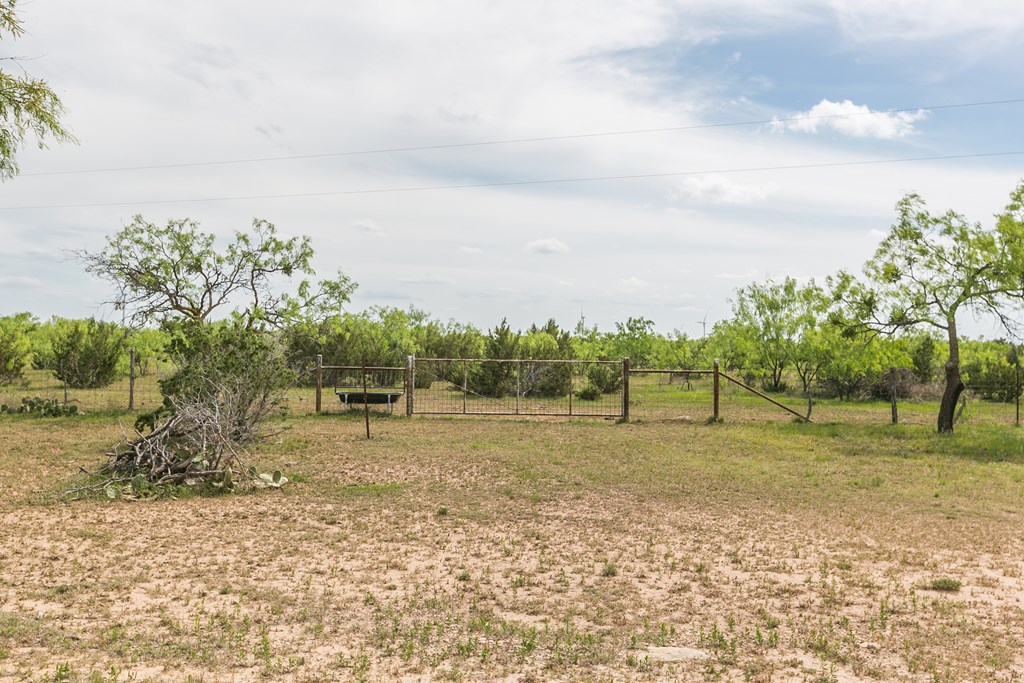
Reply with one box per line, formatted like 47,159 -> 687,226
0,414 -> 1022,681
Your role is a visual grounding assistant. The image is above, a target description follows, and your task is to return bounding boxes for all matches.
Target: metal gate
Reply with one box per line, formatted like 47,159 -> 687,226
411,357 -> 624,417
313,356 -> 626,418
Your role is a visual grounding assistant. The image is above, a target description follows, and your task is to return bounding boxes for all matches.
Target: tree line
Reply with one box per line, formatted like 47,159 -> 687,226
1,303 -> 1019,404
1,179 -> 1023,439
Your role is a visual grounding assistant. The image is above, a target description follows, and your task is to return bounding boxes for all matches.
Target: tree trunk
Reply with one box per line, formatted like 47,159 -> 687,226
937,319 -> 965,433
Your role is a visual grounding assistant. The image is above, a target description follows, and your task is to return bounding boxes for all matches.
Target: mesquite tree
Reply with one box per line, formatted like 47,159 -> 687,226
833,181 -> 1024,433
77,215 -> 356,488
1,0 -> 76,180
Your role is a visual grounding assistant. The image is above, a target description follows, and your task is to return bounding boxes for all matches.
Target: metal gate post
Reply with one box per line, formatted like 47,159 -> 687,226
622,357 -> 630,421
406,355 -> 414,417
713,359 -> 720,421
1016,359 -> 1020,427
315,354 -> 323,413
568,361 -> 574,416
889,367 -> 898,425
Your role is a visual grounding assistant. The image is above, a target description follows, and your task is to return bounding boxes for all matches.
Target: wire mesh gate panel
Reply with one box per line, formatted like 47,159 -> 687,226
412,358 -> 623,417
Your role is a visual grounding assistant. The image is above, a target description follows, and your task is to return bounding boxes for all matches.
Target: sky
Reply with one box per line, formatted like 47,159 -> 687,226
2,0 -> 1024,338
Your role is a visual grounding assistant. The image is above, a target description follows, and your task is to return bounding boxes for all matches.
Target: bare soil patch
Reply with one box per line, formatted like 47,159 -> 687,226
1,415 -> 1022,682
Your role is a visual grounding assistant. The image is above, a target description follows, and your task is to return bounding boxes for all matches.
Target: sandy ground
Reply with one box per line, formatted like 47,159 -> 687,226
1,415 -> 1023,682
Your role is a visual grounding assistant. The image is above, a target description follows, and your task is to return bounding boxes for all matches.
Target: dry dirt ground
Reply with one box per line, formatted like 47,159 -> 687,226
1,414 -> 1023,682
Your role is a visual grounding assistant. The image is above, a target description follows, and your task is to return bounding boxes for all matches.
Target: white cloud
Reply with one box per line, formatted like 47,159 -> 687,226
830,0 -> 1024,48
4,0 -> 1020,337
525,238 -> 569,254
772,99 -> 927,139
0,276 -> 42,288
351,219 -> 384,234
671,174 -> 778,205
618,276 -> 648,289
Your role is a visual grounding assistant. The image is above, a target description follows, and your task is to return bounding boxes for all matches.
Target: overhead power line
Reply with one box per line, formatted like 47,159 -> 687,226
18,97 -> 1024,178
3,150 -> 1021,211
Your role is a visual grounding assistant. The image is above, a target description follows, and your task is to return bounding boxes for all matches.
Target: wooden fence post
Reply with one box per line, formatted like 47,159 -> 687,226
315,354 -> 323,413
128,347 -> 136,410
406,355 -> 414,417
889,367 -> 898,425
1016,359 -> 1020,427
621,357 -> 630,421
713,359 -> 720,422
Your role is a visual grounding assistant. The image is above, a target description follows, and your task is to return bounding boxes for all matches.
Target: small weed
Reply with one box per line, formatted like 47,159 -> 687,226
519,627 -> 538,659
43,663 -> 75,683
601,562 -> 618,577
928,577 -> 962,592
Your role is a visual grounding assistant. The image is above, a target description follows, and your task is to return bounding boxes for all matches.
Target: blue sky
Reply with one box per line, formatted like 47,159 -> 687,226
2,0 -> 1023,337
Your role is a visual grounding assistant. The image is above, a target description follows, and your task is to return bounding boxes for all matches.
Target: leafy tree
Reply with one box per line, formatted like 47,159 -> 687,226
521,320 -> 574,397
0,312 -> 33,385
816,332 -> 908,401
909,332 -> 940,384
50,318 -> 125,389
415,318 -> 483,360
833,182 -> 1024,432
705,318 -> 757,377
79,215 -> 355,328
469,319 -> 521,397
80,215 -> 355,404
731,277 -> 819,392
607,317 -> 657,368
961,339 -> 1021,402
658,330 -> 704,371
1,1 -> 76,180
124,327 -> 170,377
79,216 -> 356,488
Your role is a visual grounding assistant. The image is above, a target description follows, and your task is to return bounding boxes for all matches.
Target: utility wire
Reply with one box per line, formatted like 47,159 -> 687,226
3,150 -> 1021,211
18,97 -> 1024,178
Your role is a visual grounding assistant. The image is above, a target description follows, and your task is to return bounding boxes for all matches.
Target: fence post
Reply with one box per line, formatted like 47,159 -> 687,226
406,355 -> 414,417
463,360 -> 468,414
568,361 -> 574,417
128,347 -> 136,410
889,367 -> 898,425
621,357 -> 630,421
1016,359 -> 1020,427
362,360 -> 371,439
713,359 -> 720,422
315,354 -> 323,413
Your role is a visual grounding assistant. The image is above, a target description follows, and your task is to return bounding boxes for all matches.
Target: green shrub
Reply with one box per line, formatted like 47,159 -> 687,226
586,362 -> 622,394
961,340 -> 1020,402
0,313 -> 34,386
49,318 -> 126,389
575,384 -> 601,401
